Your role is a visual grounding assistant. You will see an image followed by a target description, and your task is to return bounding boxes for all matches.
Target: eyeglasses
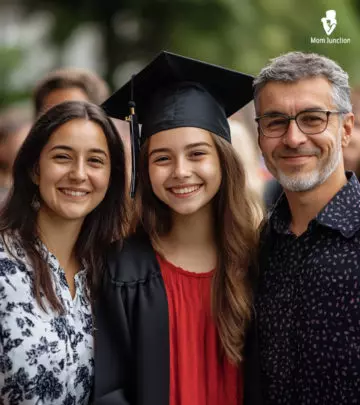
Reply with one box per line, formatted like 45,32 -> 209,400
255,110 -> 347,138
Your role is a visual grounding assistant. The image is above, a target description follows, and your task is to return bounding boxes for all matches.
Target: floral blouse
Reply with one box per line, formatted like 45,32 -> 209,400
0,233 -> 94,404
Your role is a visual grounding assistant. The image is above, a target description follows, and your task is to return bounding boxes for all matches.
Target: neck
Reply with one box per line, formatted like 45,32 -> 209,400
36,210 -> 83,271
156,203 -> 217,272
285,168 -> 347,236
168,204 -> 215,247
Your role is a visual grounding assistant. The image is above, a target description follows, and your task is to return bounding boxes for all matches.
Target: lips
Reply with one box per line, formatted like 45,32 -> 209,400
58,188 -> 90,197
170,185 -> 201,195
280,155 -> 314,163
281,155 -> 313,159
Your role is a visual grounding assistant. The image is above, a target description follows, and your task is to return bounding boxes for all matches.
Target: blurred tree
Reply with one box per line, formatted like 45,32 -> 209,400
1,0 -> 359,106
21,0 -> 248,86
21,0 -> 360,84
0,46 -> 26,107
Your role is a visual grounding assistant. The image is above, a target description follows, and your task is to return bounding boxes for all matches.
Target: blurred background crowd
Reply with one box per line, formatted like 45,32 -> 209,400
1,0 -> 360,209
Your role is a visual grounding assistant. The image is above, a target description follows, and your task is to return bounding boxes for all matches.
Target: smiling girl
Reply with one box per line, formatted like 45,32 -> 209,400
95,52 -> 261,405
0,101 -> 128,404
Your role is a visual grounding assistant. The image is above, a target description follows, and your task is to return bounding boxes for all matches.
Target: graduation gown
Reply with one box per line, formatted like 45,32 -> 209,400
94,232 -> 262,405
94,232 -> 169,405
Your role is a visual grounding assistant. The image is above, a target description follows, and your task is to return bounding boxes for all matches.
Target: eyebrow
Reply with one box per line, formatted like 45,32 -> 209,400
261,106 -> 328,115
149,142 -> 212,157
49,145 -> 108,157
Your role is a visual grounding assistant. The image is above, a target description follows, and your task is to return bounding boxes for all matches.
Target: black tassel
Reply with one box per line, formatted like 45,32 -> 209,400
127,75 -> 140,198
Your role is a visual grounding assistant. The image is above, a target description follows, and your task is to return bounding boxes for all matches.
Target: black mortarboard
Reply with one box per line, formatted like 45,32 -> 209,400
102,51 -> 254,196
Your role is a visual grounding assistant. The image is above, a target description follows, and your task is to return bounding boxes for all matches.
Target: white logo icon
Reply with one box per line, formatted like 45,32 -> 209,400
321,10 -> 337,36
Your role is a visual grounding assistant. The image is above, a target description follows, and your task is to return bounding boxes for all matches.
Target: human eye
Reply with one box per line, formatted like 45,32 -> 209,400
189,150 -> 207,159
265,116 -> 288,128
299,112 -> 326,126
88,156 -> 105,165
53,154 -> 71,161
152,155 -> 170,164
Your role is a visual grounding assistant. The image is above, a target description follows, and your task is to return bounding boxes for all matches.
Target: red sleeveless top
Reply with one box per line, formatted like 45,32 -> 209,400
156,254 -> 243,405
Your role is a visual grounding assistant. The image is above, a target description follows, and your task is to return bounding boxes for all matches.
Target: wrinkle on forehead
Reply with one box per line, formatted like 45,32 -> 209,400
257,77 -> 335,116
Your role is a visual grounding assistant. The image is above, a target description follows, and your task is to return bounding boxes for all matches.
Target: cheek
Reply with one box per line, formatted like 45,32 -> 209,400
148,165 -> 168,190
200,158 -> 221,186
92,170 -> 111,192
37,162 -> 65,187
317,132 -> 338,153
258,137 -> 274,157
262,138 -> 296,161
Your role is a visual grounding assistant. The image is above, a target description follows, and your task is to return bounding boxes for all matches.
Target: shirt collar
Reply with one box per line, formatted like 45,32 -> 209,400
270,172 -> 360,238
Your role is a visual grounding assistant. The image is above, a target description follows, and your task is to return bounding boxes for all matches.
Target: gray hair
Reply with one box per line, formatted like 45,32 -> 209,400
254,52 -> 352,113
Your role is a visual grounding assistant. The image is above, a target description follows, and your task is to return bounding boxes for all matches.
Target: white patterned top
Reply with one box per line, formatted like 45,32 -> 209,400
0,232 -> 94,404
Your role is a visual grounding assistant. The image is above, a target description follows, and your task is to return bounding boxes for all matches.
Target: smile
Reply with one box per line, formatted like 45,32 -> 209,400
280,156 -> 314,163
169,184 -> 202,196
59,188 -> 90,197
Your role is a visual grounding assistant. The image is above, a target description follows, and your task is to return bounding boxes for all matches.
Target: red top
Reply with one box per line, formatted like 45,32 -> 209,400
156,254 -> 243,405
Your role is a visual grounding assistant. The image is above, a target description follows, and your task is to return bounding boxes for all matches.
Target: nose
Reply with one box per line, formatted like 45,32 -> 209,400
69,160 -> 87,182
172,156 -> 191,179
282,120 -> 308,148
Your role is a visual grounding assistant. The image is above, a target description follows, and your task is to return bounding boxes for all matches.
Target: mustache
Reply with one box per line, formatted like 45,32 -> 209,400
274,147 -> 321,158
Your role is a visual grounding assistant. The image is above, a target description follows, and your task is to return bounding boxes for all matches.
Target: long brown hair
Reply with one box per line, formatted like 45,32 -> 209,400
0,101 -> 129,313
132,133 -> 262,364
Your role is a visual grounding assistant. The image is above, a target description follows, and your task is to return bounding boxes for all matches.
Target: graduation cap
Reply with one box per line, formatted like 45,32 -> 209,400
102,51 -> 254,197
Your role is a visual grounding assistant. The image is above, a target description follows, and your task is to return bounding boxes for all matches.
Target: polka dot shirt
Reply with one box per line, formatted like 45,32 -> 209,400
256,173 -> 360,405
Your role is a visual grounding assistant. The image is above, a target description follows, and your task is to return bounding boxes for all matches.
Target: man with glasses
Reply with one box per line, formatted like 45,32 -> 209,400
246,52 -> 359,405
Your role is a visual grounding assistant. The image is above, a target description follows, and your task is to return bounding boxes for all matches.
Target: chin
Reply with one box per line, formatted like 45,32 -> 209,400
56,209 -> 89,221
170,201 -> 210,216
169,207 -> 195,216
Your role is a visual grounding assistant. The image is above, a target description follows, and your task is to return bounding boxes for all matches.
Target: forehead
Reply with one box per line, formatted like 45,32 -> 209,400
148,127 -> 214,150
257,77 -> 334,114
45,118 -> 108,150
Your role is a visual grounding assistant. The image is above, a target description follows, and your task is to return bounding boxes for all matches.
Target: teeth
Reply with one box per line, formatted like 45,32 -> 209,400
61,189 -> 88,197
171,185 -> 200,194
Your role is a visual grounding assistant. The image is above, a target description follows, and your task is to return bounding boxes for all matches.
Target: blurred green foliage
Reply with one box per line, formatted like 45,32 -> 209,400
0,46 -> 28,106
1,0 -> 360,108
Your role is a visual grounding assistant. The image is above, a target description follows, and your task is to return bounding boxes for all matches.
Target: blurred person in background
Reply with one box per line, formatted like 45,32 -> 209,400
0,101 -> 128,404
229,119 -> 265,218
0,106 -> 31,204
343,87 -> 360,178
33,67 -> 111,117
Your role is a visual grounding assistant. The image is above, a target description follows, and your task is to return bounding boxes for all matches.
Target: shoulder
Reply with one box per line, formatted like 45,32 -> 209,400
0,231 -> 27,263
0,233 -> 32,295
106,232 -> 160,285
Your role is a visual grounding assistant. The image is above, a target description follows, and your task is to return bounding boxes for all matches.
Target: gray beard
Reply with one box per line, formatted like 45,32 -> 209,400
276,131 -> 342,192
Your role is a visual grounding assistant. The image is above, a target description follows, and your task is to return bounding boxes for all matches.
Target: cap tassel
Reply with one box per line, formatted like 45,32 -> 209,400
127,75 -> 140,199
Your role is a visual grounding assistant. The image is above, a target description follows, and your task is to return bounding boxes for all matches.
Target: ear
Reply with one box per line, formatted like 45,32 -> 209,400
341,112 -> 354,148
30,163 -> 40,186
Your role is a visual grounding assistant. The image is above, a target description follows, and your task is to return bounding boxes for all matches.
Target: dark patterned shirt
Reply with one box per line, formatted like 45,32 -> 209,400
256,173 -> 360,405
0,232 -> 94,404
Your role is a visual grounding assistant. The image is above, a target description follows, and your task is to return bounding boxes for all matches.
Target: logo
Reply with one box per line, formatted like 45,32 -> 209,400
310,10 -> 351,45
321,10 -> 337,36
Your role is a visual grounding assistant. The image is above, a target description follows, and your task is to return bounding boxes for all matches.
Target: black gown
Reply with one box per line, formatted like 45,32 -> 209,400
94,232 -> 262,405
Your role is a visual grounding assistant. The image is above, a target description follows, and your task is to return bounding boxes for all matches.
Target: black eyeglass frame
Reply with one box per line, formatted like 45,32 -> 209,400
255,110 -> 348,138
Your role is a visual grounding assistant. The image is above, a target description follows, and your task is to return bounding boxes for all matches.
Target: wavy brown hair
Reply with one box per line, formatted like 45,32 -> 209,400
0,101 -> 129,313
132,133 -> 262,364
